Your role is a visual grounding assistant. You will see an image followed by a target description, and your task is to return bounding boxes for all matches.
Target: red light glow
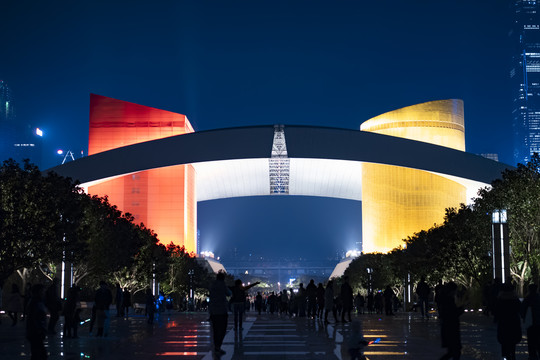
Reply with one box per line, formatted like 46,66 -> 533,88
87,94 -> 197,252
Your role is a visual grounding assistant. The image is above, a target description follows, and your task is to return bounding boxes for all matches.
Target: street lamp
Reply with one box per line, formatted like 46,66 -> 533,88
366,268 -> 373,294
492,209 -> 510,283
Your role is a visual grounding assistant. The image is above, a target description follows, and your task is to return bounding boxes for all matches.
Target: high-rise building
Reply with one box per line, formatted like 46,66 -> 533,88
0,80 -> 16,161
511,1 -> 540,165
0,80 -> 43,167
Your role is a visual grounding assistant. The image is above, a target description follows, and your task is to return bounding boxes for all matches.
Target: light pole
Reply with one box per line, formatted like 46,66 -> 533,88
367,268 -> 373,294
492,209 -> 510,283
188,269 -> 195,311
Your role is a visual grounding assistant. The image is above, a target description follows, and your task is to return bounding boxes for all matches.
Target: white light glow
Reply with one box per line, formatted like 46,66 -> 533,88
36,128 -> 43,137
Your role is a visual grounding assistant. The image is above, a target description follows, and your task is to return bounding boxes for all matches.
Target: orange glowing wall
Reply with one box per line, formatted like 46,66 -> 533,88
87,94 -> 197,253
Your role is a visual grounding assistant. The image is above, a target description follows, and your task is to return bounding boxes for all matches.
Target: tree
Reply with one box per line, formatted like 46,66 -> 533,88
161,244 -> 212,299
0,160 -> 84,283
476,153 -> 540,293
112,224 -> 169,295
70,195 -> 147,285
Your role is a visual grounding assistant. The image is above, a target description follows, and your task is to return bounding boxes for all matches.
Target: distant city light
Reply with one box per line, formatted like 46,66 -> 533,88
200,251 -> 215,258
57,149 -> 64,155
346,250 -> 361,258
35,128 -> 43,137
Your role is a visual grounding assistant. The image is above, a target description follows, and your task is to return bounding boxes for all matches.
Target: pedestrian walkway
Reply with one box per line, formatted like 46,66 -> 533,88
0,310 -> 531,359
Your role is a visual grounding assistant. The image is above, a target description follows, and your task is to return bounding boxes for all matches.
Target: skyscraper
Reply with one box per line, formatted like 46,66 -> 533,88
511,1 -> 540,165
0,80 -> 42,166
0,80 -> 16,161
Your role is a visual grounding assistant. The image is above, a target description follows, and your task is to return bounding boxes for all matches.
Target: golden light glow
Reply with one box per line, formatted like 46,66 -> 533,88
360,99 -> 467,253
87,94 -> 197,253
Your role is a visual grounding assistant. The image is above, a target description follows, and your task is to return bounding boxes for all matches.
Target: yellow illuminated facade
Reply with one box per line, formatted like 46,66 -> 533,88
360,99 -> 467,253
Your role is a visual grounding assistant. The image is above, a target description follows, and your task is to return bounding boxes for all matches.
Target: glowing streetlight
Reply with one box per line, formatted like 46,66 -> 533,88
492,209 -> 510,283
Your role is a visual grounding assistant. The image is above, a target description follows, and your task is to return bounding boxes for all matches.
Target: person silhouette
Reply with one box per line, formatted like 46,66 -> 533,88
522,283 -> 540,359
306,279 -> 318,318
495,282 -> 522,360
438,282 -> 463,360
324,280 -> 338,324
94,281 -> 112,337
230,279 -> 260,331
209,272 -> 231,357
45,278 -> 61,334
416,276 -> 431,318
115,283 -> 123,317
341,276 -> 354,322
6,283 -> 23,326
26,284 -> 48,360
62,286 -> 80,338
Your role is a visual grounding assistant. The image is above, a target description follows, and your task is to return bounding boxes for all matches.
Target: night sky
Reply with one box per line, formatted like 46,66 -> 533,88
1,1 -> 513,260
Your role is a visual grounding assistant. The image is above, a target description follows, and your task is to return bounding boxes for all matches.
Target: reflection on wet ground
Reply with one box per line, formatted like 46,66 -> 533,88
0,310 -> 529,359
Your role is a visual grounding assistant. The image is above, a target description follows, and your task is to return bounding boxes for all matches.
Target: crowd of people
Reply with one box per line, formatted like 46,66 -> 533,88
0,278 -> 161,360
3,274 -> 540,359
206,274 -> 540,360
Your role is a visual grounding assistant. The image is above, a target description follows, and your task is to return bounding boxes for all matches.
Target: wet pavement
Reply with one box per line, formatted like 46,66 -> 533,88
0,309 -> 530,359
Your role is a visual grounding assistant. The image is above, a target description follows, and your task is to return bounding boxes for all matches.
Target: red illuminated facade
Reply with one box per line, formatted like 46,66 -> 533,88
88,94 -> 197,253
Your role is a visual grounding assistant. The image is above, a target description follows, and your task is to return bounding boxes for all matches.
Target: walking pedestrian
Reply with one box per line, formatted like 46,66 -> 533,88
354,293 -> 365,315
341,276 -> 354,322
115,283 -> 123,317
367,291 -> 374,314
94,281 -> 112,337
26,284 -> 48,360
297,283 -> 307,317
209,272 -> 231,357
45,278 -> 61,334
230,279 -> 260,332
6,283 -> 23,326
62,286 -> 80,338
122,288 -> 131,317
306,279 -> 318,318
255,292 -> 263,315
438,282 -> 463,360
495,282 -> 522,360
416,276 -> 431,318
145,288 -> 155,324
383,285 -> 395,316
324,280 -> 338,324
521,283 -> 540,359
317,283 -> 325,319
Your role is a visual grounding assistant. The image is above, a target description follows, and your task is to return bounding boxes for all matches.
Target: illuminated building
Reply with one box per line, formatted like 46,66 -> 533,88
0,80 -> 43,166
0,80 -> 16,161
51,97 -> 511,255
87,94 -> 197,253
360,100 -> 467,253
511,0 -> 540,164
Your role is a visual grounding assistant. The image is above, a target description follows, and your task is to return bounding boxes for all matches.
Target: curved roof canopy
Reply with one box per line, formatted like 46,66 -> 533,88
46,125 -> 512,202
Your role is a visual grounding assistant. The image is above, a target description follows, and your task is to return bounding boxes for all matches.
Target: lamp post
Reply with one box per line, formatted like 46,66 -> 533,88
367,268 -> 373,294
492,209 -> 510,283
188,269 -> 195,311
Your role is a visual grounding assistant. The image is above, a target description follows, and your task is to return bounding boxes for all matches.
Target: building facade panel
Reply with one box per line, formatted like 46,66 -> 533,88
360,99 -> 467,253
87,94 -> 197,253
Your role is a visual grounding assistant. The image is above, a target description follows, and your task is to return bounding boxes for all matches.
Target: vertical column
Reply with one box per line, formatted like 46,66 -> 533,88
492,209 -> 510,283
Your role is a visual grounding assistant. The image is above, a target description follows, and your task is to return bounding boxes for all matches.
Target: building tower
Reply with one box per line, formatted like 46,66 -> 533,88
0,80 -> 16,161
511,0 -> 540,165
360,99 -> 467,253
87,94 -> 197,253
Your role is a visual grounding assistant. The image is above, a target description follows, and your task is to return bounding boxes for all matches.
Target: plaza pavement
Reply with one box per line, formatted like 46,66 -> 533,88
0,308 -> 530,359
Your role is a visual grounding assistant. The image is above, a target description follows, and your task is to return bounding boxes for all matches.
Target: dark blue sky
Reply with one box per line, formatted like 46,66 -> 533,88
1,1 -> 513,259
